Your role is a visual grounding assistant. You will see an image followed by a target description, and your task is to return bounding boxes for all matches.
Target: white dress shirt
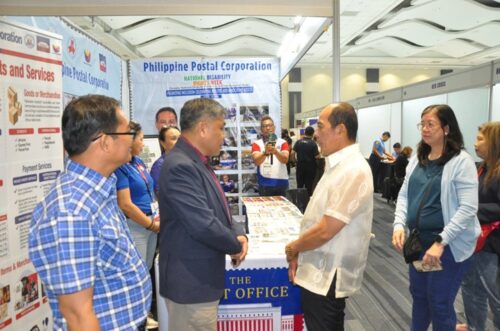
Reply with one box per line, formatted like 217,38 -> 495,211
294,143 -> 374,297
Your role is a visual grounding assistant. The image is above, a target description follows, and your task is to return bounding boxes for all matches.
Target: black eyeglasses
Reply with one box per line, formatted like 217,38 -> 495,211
91,130 -> 137,141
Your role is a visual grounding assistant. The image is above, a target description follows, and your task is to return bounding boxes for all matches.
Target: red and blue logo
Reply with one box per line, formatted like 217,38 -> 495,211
99,54 -> 107,72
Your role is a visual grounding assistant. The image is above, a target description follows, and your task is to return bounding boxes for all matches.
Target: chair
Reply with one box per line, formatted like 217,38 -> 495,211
285,188 -> 310,214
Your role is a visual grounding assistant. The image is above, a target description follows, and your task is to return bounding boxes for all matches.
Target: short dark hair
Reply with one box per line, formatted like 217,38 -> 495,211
129,121 -> 142,139
180,98 -> 225,131
155,107 -> 177,122
260,115 -> 274,127
382,131 -> 391,138
62,95 -> 121,157
393,142 -> 401,149
417,104 -> 464,166
304,126 -> 315,136
328,102 -> 358,141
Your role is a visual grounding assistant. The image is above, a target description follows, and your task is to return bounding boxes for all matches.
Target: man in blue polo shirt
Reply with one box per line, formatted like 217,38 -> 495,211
368,131 -> 394,192
251,116 -> 290,196
29,95 -> 151,330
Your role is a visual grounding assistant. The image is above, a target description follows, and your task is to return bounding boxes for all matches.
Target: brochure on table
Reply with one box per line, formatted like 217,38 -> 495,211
240,196 -> 302,265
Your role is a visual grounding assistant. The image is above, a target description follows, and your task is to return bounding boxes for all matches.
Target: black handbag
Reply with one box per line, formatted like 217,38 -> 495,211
402,175 -> 436,264
403,228 -> 423,263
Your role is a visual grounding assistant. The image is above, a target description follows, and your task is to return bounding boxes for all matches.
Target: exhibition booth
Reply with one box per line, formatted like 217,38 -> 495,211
297,60 -> 500,159
0,16 -> 287,330
155,196 -> 305,331
1,12 -> 500,331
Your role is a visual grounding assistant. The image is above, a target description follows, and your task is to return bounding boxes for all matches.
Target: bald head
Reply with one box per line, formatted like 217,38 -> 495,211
325,102 -> 358,142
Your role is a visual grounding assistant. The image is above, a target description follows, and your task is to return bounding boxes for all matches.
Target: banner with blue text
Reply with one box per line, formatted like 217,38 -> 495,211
129,57 -> 280,136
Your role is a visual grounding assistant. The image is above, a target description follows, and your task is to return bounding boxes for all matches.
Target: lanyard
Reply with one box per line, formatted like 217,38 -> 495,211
477,165 -> 484,177
131,160 -> 154,201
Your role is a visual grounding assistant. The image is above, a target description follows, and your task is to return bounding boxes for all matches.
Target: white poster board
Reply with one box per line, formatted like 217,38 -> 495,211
0,20 -> 63,330
129,57 -> 281,215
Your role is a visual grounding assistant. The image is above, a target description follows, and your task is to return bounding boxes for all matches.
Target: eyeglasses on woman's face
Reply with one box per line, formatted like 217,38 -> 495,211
417,121 -> 440,131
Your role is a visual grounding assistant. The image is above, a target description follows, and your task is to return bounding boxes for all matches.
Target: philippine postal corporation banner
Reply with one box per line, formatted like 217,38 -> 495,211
129,57 -> 281,136
0,20 -> 63,330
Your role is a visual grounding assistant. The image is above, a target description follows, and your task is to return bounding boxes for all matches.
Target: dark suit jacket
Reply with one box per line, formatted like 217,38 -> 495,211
158,137 -> 245,304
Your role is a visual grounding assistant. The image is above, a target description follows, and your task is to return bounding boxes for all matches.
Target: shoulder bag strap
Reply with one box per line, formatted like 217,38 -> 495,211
414,174 -> 438,230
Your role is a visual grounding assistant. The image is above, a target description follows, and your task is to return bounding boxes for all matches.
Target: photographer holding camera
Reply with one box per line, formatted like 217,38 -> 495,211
251,115 -> 289,196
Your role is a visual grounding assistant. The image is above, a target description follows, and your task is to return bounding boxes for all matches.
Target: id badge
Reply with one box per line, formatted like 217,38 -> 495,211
150,201 -> 160,222
262,162 -> 273,177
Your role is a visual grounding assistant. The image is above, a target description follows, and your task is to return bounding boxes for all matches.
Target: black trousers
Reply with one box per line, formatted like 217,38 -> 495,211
296,162 -> 316,196
368,153 -> 381,191
258,185 -> 288,197
300,276 -> 347,331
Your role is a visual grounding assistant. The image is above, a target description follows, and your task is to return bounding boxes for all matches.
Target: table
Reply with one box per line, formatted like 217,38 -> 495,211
156,196 -> 305,331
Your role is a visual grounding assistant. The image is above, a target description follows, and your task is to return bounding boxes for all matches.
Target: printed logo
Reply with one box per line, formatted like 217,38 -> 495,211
24,34 -> 35,48
84,49 -> 91,64
67,38 -> 76,57
99,54 -> 106,72
52,41 -> 61,54
36,35 -> 50,53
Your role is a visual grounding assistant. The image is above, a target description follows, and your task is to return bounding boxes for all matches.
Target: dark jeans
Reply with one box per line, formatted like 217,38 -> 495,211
461,251 -> 500,331
258,185 -> 288,197
409,246 -> 472,331
300,276 -> 346,331
296,162 -> 316,196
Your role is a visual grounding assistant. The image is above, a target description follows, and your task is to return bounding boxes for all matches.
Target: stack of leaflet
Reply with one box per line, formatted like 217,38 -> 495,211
241,196 -> 303,257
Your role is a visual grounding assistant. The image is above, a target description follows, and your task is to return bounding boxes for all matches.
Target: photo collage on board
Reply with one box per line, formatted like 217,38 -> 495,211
208,103 -> 269,216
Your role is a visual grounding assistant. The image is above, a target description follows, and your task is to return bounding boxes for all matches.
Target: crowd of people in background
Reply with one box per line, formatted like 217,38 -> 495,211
27,94 -> 498,331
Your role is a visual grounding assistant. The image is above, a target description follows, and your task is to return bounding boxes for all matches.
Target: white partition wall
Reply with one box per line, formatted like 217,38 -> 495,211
448,87 -> 490,159
492,60 -> 500,121
357,104 -> 392,158
491,84 -> 500,121
389,102 -> 402,152
355,87 -> 403,158
402,94 -> 447,152
345,62 -> 497,162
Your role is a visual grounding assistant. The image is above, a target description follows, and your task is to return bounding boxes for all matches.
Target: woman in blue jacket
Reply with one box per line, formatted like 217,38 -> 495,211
392,104 -> 480,331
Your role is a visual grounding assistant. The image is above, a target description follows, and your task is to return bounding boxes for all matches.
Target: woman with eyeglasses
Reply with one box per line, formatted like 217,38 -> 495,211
150,125 -> 181,198
392,104 -> 480,331
114,121 -> 159,328
457,121 -> 500,331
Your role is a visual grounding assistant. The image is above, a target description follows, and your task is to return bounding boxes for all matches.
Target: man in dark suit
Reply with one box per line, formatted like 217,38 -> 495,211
158,98 -> 248,331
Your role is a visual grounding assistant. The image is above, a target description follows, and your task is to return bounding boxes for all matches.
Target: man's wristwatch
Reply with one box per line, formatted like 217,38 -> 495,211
435,235 -> 446,246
